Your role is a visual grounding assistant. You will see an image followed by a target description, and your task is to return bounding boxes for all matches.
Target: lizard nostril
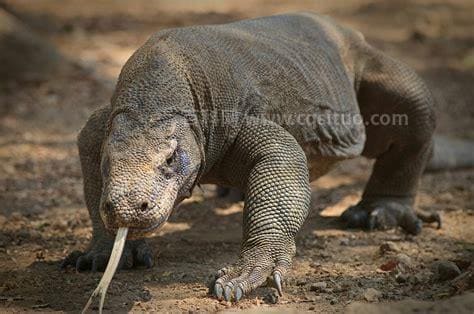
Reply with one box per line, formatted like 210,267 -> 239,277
104,201 -> 114,213
140,201 -> 149,212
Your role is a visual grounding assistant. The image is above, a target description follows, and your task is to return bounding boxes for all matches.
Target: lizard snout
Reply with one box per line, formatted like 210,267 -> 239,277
100,193 -> 167,235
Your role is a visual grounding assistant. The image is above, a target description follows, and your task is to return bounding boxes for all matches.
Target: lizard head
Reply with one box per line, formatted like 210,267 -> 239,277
99,111 -> 202,239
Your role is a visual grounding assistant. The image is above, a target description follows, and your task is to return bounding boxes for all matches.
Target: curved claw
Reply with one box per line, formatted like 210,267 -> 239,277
435,214 -> 442,229
212,254 -> 291,303
91,258 -> 103,272
368,209 -> 379,231
341,205 -> 369,228
409,219 -> 423,235
416,211 -> 442,229
273,271 -> 283,296
214,283 -> 223,299
344,201 -> 426,235
76,255 -> 91,272
224,285 -> 232,301
143,254 -> 154,268
235,286 -> 243,302
60,250 -> 83,269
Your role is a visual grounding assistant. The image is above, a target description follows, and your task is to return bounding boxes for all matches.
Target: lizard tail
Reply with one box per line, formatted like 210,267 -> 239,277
425,135 -> 474,172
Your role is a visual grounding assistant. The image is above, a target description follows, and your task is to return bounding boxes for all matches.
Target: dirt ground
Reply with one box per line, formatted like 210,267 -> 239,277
0,0 -> 473,313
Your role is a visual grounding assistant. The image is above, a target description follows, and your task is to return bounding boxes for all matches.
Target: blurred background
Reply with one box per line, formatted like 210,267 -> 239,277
0,1 -> 473,312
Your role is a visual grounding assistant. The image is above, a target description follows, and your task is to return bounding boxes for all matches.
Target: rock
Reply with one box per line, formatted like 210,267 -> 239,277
363,288 -> 381,302
411,30 -> 426,42
379,241 -> 400,255
395,273 -> 409,283
303,295 -> 316,302
379,253 -> 413,273
347,292 -> 474,314
383,235 -> 402,242
263,291 -> 279,304
340,238 -> 350,246
332,282 -> 344,293
379,260 -> 399,272
296,279 -> 307,286
432,261 -> 462,281
409,273 -> 424,285
310,281 -> 328,292
395,253 -> 413,269
453,259 -> 472,271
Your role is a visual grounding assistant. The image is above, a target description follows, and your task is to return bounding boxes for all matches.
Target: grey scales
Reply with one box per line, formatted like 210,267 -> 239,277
61,12 -> 474,302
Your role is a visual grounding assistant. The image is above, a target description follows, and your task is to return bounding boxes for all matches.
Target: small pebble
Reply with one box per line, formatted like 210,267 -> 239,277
395,273 -> 409,283
310,281 -> 327,292
379,241 -> 400,254
432,261 -> 462,281
340,238 -> 350,246
396,253 -> 413,269
363,288 -> 381,302
297,279 -> 307,286
264,291 -> 279,304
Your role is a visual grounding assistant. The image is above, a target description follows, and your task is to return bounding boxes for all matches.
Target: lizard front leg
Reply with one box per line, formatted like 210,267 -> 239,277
211,118 -> 311,302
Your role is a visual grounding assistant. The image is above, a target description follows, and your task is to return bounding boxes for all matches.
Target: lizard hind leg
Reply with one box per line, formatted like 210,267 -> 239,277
341,45 -> 437,235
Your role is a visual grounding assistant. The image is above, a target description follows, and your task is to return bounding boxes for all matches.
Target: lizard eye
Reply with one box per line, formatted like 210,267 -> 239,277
166,151 -> 176,166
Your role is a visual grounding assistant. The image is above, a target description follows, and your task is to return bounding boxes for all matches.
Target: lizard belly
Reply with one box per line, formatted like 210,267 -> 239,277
307,155 -> 341,182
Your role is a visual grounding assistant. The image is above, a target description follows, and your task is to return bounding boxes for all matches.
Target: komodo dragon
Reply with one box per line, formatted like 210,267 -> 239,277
61,12 -> 474,301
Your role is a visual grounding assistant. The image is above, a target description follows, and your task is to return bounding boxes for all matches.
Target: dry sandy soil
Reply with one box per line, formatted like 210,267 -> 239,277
0,0 -> 473,313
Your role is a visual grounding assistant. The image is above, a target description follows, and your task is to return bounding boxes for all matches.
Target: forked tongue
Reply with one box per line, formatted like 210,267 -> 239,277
82,227 -> 128,314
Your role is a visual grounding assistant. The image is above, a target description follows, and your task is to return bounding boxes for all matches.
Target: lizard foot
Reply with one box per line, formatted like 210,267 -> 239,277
61,236 -> 153,271
340,198 -> 429,235
210,246 -> 291,302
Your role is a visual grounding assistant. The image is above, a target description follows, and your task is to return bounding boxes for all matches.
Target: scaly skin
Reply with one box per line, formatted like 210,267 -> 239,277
62,12 -> 472,302
60,106 -> 155,270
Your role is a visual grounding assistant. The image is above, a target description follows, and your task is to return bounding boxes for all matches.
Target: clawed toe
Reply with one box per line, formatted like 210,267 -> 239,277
273,271 -> 283,296
211,264 -> 286,302
213,280 -> 247,302
224,285 -> 233,301
214,283 -> 243,302
142,254 -> 154,268
340,205 -> 369,229
76,254 -> 92,271
340,200 -> 432,235
60,250 -> 83,269
214,282 -> 224,299
60,239 -> 153,272
416,210 -> 442,229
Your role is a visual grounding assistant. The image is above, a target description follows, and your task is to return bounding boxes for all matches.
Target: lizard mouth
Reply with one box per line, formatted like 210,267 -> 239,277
127,223 -> 162,238
107,210 -> 171,239
107,222 -> 161,239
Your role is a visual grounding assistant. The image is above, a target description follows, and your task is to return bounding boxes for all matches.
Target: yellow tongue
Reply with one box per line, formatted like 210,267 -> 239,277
81,227 -> 128,314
